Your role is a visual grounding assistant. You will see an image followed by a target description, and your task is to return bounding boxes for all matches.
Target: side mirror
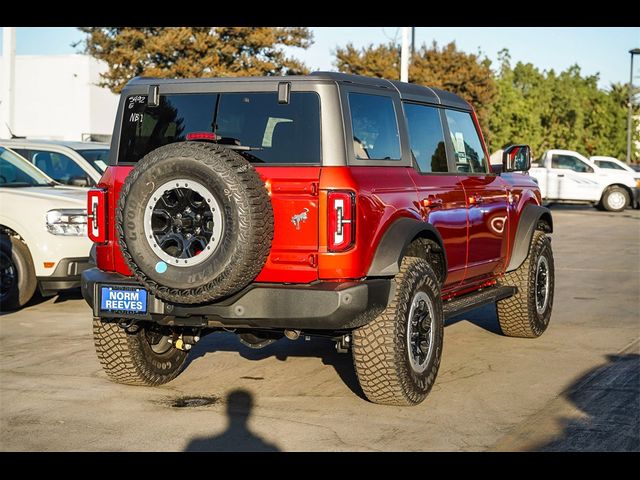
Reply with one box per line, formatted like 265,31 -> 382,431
502,144 -> 531,173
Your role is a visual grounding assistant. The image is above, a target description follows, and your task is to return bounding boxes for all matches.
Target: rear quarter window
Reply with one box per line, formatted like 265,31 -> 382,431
348,92 -> 401,161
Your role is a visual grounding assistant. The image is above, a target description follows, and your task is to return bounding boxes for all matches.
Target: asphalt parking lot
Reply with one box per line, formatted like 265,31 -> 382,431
1,204 -> 638,452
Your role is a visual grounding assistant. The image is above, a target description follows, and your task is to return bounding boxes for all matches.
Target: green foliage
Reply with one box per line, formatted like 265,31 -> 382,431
487,52 -> 638,160
334,41 -> 497,128
78,27 -> 313,93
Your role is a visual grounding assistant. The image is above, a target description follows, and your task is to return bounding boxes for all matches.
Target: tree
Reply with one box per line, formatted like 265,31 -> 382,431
78,27 -> 313,93
334,41 -> 497,127
487,50 -> 638,160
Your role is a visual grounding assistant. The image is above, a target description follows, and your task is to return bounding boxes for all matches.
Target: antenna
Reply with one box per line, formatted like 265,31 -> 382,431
5,123 -> 25,139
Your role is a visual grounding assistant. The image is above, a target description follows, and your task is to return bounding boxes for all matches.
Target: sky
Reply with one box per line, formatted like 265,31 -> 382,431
1,27 -> 639,89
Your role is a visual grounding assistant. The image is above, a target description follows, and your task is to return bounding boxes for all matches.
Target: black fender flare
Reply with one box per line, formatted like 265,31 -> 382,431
506,204 -> 553,272
367,217 -> 447,277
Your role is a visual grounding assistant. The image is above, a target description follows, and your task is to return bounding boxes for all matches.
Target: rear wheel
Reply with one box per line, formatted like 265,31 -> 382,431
600,186 -> 629,212
0,235 -> 36,311
497,230 -> 554,338
352,257 -> 444,406
93,319 -> 188,386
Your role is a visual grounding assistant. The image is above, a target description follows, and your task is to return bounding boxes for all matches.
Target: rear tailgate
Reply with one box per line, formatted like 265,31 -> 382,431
254,166 -> 320,283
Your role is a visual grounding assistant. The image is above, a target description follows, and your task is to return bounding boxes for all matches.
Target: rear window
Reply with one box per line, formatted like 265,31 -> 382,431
118,92 -> 321,165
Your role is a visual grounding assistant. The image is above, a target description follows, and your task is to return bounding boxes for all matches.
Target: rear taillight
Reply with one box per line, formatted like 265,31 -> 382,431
87,189 -> 107,243
328,191 -> 355,252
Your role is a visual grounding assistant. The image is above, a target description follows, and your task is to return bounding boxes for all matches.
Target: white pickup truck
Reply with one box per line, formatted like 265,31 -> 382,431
529,149 -> 640,212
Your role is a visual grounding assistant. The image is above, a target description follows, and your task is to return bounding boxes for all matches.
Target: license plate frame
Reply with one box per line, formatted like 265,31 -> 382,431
98,284 -> 148,316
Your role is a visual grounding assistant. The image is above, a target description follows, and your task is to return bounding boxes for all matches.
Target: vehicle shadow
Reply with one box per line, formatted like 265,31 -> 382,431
533,353 -> 640,451
0,289 -> 82,315
445,303 -> 503,335
185,303 -> 503,398
185,332 -> 367,400
184,389 -> 280,452
547,203 -> 639,218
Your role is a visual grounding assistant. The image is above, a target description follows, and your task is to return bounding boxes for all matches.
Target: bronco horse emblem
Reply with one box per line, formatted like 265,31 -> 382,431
291,208 -> 310,230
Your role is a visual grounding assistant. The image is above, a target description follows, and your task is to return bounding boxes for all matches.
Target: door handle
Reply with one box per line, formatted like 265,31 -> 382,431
557,174 -> 565,177
422,197 -> 443,209
469,194 -> 484,206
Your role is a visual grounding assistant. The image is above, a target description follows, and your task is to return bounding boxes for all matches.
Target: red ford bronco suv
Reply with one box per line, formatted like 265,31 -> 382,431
82,72 -> 554,406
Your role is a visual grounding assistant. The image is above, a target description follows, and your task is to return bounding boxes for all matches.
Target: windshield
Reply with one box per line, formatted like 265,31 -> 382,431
118,92 -> 321,165
78,149 -> 110,173
0,147 -> 54,187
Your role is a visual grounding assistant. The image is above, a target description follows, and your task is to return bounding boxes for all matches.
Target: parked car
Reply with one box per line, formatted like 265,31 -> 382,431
0,146 -> 92,310
529,149 -> 639,211
82,72 -> 554,406
591,156 -> 640,178
0,139 -> 109,187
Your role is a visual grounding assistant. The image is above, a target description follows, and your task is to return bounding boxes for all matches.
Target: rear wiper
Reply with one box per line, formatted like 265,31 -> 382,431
214,136 -> 263,151
222,145 -> 264,152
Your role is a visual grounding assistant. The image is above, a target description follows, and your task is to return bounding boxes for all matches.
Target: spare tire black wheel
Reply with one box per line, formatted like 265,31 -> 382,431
117,142 -> 274,304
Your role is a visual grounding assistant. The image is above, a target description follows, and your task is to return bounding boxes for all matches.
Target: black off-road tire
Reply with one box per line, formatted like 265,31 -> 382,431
0,234 -> 37,311
599,186 -> 629,212
352,257 -> 444,406
93,319 -> 188,386
117,142 -> 274,304
497,230 -> 554,338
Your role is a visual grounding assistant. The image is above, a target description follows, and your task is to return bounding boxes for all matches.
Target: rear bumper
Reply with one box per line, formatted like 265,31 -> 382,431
81,268 -> 391,330
38,256 -> 91,294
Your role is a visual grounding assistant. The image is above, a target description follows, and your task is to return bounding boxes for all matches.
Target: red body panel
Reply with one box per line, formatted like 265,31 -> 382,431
253,167 -> 320,283
461,175 -> 509,282
408,171 -> 467,288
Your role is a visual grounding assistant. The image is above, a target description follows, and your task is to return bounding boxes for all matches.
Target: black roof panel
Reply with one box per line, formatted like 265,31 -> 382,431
126,71 -> 471,110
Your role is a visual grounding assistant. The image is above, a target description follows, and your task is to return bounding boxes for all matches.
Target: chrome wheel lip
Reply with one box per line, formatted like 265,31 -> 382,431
406,290 -> 435,374
607,191 -> 626,210
143,179 -> 223,268
535,254 -> 550,315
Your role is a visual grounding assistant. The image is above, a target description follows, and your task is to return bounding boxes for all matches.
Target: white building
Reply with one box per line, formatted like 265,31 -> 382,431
0,54 -> 119,141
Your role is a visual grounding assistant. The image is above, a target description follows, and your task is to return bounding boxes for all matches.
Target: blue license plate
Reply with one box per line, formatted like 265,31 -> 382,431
100,286 -> 147,314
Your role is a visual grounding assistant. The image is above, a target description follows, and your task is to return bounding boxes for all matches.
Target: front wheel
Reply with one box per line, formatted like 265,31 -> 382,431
352,257 -> 444,406
0,235 -> 37,311
599,186 -> 629,212
497,230 -> 554,338
93,319 -> 188,386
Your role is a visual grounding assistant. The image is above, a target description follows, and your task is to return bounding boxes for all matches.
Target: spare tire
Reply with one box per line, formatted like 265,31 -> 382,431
117,142 -> 273,304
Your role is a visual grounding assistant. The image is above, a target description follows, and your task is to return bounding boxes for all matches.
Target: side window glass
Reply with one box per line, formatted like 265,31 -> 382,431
444,110 -> 488,173
348,92 -> 401,161
30,150 -> 87,185
551,154 -> 593,173
404,103 -> 448,173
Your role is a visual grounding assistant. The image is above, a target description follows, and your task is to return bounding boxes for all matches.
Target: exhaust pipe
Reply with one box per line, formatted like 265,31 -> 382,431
284,329 -> 301,340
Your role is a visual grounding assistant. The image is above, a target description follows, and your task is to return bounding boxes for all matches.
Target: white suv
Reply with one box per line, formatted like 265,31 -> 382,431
1,139 -> 109,187
0,147 -> 92,310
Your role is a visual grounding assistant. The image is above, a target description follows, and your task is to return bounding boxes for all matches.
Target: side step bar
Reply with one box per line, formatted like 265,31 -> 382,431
443,286 -> 517,320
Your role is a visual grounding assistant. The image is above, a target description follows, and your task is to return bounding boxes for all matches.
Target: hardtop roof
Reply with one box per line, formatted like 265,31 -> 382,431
125,71 -> 471,110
